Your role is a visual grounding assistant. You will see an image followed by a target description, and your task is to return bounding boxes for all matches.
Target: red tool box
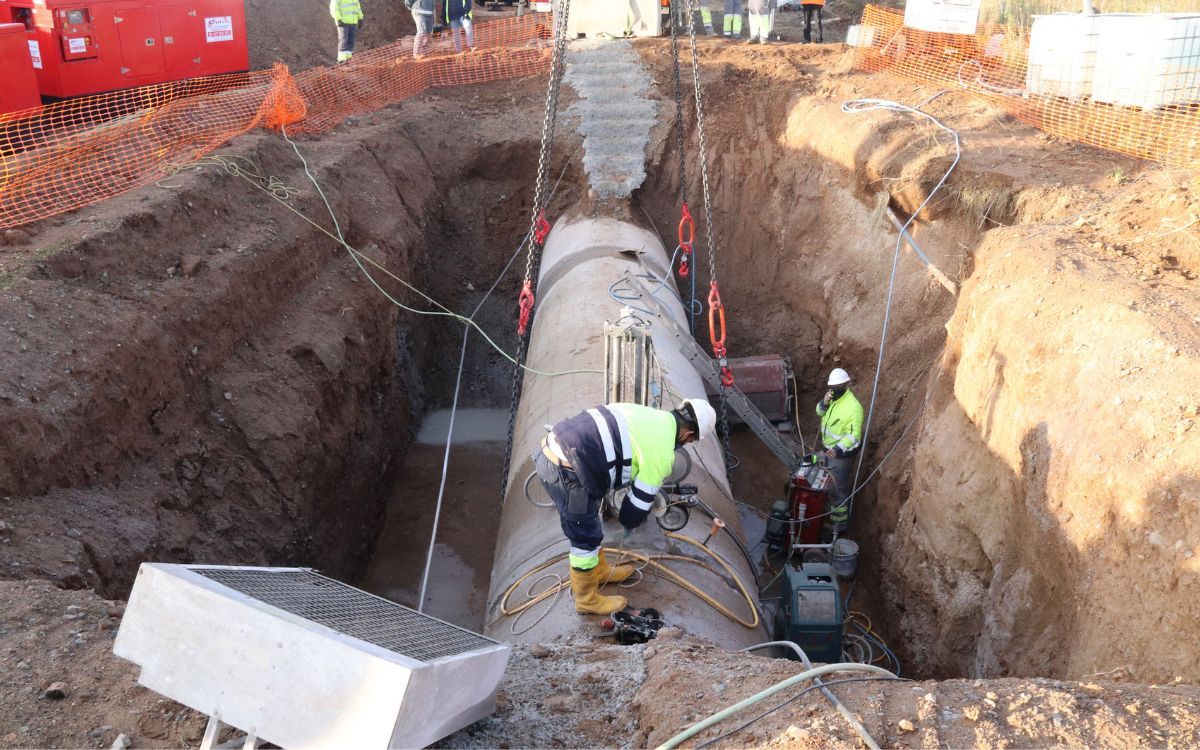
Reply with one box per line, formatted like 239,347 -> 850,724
0,0 -> 248,99
0,22 -> 41,115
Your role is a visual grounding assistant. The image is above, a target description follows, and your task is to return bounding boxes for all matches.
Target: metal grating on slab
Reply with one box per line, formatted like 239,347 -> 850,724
193,568 -> 497,663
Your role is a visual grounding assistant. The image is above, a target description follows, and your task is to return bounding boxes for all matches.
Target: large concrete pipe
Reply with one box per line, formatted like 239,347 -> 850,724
484,208 -> 763,647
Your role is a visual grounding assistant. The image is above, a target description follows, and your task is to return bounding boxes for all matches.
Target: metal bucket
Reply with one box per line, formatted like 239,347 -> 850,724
830,538 -> 859,578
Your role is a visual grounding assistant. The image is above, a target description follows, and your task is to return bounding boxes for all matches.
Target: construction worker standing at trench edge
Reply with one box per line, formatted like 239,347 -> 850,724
816,368 -> 863,532
329,0 -> 364,64
534,399 -> 717,615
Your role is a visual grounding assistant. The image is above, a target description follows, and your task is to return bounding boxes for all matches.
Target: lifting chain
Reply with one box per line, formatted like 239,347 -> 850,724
670,0 -> 695,289
501,0 -> 574,507
681,0 -> 735,466
517,0 -> 573,337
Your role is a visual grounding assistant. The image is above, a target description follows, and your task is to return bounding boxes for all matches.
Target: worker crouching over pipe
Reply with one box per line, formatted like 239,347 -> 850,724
534,399 -> 717,614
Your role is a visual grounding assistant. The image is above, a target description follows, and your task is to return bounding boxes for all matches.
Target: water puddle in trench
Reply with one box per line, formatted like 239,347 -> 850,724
360,408 -> 509,631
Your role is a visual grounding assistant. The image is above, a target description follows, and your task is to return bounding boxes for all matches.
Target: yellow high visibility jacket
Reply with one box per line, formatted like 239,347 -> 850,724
330,0 -> 364,24
816,390 -> 863,456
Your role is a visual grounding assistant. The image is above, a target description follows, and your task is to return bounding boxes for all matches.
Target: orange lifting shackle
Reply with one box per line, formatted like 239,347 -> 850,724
708,282 -> 734,387
677,202 -> 695,277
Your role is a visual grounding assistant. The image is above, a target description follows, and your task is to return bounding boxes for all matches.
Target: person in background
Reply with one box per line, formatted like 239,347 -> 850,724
444,0 -> 475,52
405,0 -> 436,57
802,0 -> 825,43
722,0 -> 744,38
698,0 -> 719,36
816,367 -> 863,532
747,0 -> 775,44
329,0 -> 364,63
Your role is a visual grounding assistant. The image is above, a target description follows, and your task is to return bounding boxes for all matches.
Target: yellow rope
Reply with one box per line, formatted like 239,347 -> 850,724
499,532 -> 760,629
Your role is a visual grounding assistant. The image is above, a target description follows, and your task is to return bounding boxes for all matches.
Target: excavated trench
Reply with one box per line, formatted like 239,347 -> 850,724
2,42 -> 1196,700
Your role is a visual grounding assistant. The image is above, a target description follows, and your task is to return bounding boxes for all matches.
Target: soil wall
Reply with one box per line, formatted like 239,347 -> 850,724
889,225 -> 1200,682
638,42 -> 1198,683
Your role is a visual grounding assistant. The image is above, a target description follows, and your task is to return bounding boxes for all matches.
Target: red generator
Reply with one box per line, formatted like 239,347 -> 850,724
0,0 -> 248,99
786,459 -> 832,546
0,22 -> 41,114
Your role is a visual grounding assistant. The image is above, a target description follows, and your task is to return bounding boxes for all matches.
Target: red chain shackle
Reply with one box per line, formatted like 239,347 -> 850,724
708,282 -> 734,387
677,202 -> 695,278
517,279 -> 535,337
533,209 -> 551,246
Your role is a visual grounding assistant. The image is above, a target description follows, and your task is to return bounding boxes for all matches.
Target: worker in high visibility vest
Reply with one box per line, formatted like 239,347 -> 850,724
801,0 -> 825,43
533,399 -> 717,615
816,368 -> 863,531
329,0 -> 364,63
747,0 -> 776,44
698,0 -> 742,38
444,0 -> 475,52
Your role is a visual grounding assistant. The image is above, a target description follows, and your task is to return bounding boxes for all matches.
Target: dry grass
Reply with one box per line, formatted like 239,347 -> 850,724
977,0 -> 1199,28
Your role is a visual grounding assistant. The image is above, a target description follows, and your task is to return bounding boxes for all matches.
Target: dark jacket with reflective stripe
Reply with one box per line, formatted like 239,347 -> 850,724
444,0 -> 472,20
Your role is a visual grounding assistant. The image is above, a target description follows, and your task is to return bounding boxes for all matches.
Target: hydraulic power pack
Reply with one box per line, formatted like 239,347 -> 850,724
0,22 -> 41,115
703,354 -> 794,423
0,0 -> 248,99
786,457 -> 831,546
774,561 -> 844,664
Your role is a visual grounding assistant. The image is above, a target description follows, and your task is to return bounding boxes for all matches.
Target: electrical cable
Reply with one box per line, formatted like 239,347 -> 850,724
694,676 -> 909,750
838,98 -> 962,516
741,641 -> 886,750
217,126 -> 604,382
415,149 -> 578,612
654,662 -> 896,750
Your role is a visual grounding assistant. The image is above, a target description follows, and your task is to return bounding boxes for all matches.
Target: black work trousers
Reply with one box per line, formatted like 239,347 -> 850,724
802,4 -> 823,43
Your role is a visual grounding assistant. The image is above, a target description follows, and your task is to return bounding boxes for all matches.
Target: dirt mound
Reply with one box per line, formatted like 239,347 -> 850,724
0,581 -> 207,748
440,630 -> 1200,749
245,0 -> 415,71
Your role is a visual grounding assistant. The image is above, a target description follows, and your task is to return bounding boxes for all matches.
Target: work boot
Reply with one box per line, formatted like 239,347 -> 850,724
595,550 -> 635,584
570,566 -> 627,615
748,37 -> 759,44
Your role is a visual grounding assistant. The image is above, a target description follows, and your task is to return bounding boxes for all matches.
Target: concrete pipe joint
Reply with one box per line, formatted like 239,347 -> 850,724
485,208 -> 762,646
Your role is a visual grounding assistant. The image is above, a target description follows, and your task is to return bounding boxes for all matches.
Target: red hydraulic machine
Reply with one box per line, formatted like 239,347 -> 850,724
0,22 -> 41,115
0,0 -> 248,100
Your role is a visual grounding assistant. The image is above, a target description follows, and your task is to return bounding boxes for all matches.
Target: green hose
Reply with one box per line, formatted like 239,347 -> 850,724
654,662 -> 894,750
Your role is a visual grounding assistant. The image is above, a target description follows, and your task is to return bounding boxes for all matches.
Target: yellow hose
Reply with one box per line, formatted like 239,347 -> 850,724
498,532 -> 760,629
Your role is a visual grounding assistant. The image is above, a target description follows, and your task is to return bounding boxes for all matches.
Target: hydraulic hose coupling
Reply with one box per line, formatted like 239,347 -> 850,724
702,516 -> 725,547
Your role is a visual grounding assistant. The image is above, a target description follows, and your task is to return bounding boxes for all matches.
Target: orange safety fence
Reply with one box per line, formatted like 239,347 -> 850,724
853,5 -> 1200,168
0,14 -> 554,231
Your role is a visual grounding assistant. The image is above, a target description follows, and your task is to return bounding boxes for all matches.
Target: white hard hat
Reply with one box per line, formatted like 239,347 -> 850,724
827,368 -> 851,386
681,398 -> 717,441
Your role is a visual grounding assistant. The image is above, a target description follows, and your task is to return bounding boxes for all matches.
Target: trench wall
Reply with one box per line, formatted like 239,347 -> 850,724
637,43 -> 1199,682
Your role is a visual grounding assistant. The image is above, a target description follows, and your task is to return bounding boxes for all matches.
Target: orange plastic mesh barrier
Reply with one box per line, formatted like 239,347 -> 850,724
0,14 -> 553,230
853,5 -> 1200,168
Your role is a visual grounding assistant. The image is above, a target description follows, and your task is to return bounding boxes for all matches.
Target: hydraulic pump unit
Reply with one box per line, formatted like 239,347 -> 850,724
774,561 -> 844,664
786,456 -> 832,546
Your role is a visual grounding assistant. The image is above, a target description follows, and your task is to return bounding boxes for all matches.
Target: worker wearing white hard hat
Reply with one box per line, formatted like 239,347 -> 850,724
816,368 -> 864,532
533,399 -> 715,616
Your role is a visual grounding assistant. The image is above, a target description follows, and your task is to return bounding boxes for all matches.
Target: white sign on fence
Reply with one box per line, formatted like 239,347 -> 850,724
904,0 -> 981,35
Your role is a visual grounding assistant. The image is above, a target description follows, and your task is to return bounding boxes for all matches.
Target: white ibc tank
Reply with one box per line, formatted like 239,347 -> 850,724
1025,13 -> 1111,99
1091,14 -> 1200,109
